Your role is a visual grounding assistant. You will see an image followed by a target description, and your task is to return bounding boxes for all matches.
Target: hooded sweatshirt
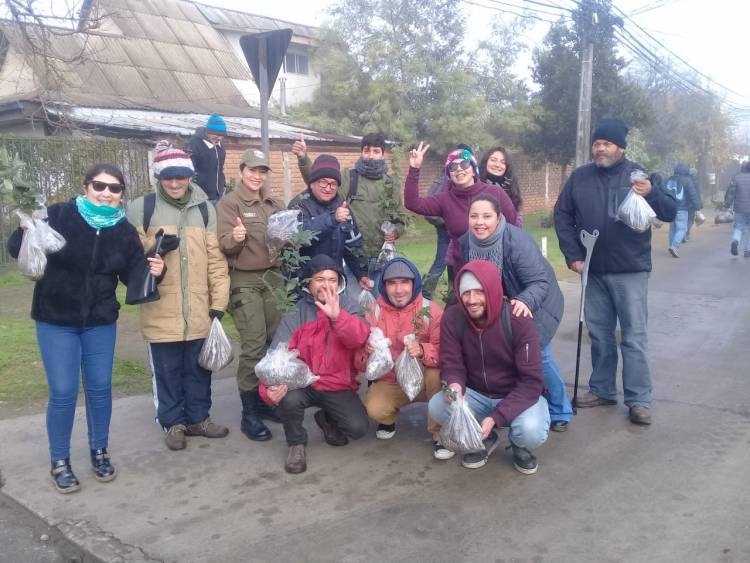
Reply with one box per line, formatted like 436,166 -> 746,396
354,258 -> 443,383
440,260 -> 544,428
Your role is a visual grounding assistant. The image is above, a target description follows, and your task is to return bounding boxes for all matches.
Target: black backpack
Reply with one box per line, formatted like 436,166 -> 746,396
142,192 -> 209,232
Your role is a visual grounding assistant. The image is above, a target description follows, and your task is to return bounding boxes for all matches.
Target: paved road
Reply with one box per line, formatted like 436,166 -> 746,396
1,220 -> 748,563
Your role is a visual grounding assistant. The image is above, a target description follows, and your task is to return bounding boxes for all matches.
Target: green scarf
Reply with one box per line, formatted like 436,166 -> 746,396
75,196 -> 126,229
158,183 -> 192,208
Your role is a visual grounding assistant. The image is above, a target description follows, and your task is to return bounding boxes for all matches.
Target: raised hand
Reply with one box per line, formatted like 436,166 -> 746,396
291,133 -> 307,158
314,283 -> 341,321
232,216 -> 247,242
409,142 -> 430,169
335,200 -> 351,223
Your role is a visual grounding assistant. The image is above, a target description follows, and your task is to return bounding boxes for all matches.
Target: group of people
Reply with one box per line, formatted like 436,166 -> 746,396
10,114 -> 681,491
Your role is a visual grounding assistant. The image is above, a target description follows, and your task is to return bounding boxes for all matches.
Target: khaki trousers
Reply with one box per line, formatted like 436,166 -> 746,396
365,367 -> 441,435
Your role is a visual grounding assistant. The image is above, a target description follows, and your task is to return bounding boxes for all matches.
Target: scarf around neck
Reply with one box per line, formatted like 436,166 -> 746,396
75,196 -> 125,229
355,157 -> 388,180
158,183 -> 192,208
468,215 -> 507,273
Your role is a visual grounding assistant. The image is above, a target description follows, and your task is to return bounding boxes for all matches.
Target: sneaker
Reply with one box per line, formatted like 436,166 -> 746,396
550,420 -> 569,432
575,391 -> 617,408
185,418 -> 229,438
509,442 -> 538,475
375,423 -> 396,440
165,423 -> 187,451
461,431 -> 500,469
50,458 -> 81,494
731,240 -> 739,256
668,246 -> 679,258
314,410 -> 348,446
285,444 -> 307,474
90,448 -> 116,482
433,441 -> 455,460
629,405 -> 652,425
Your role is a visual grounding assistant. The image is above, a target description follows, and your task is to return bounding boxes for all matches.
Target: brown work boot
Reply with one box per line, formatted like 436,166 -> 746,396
185,418 -> 229,438
629,405 -> 652,425
165,424 -> 187,451
314,410 -> 348,446
285,444 -> 307,474
575,391 -> 617,408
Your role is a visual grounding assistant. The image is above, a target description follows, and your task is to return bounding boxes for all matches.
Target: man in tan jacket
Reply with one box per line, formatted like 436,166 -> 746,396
127,142 -> 230,451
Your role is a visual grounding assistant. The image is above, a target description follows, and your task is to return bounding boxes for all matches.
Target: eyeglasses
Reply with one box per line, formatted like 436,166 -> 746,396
447,159 -> 473,173
91,180 -> 125,194
316,179 -> 338,190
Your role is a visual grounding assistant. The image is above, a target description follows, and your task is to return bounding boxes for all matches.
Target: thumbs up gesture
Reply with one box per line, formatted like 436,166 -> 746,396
292,133 -> 307,158
232,216 -> 247,242
335,200 -> 351,223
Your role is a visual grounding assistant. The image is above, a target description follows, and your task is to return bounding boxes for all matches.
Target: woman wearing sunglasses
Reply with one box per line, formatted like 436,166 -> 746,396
7,163 -> 165,494
404,143 -> 518,287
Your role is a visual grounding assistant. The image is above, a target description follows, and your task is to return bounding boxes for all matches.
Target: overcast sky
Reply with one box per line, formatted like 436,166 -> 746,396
204,0 -> 747,110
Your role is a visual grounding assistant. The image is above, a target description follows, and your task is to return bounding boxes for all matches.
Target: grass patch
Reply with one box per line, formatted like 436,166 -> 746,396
0,268 -> 28,288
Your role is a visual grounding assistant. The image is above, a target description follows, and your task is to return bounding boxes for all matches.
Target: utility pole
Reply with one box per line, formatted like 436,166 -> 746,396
575,40 -> 594,168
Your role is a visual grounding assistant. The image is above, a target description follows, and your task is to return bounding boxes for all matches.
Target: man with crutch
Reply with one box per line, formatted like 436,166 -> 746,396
554,118 -> 676,425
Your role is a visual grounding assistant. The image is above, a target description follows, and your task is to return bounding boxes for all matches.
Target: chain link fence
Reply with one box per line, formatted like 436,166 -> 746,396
0,137 -> 152,264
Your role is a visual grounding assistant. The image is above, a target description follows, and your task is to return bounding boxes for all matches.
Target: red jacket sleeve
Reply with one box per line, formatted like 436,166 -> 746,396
404,167 -> 444,217
419,301 -> 443,368
331,309 -> 370,350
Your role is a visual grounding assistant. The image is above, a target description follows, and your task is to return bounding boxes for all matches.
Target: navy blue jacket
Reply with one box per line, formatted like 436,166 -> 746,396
188,127 -> 226,200
554,157 -> 677,274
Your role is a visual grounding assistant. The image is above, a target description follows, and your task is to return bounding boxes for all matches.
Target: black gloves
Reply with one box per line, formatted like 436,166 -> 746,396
147,228 -> 180,257
209,309 -> 224,321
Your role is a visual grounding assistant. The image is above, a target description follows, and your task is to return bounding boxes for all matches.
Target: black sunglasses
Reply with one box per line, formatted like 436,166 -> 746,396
91,180 -> 125,194
447,159 -> 473,173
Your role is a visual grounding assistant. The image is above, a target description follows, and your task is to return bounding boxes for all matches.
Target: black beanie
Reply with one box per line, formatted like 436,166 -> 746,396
592,118 -> 628,149
307,154 -> 342,186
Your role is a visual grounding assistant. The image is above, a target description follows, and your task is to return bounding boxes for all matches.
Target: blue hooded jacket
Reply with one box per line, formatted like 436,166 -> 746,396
377,257 -> 423,308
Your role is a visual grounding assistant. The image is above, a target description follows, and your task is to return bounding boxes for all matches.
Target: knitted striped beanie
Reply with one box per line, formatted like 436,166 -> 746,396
206,113 -> 227,134
152,141 -> 194,179
445,148 -> 479,176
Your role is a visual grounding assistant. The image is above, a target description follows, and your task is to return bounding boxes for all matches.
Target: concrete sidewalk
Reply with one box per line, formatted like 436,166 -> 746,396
1,220 -> 749,562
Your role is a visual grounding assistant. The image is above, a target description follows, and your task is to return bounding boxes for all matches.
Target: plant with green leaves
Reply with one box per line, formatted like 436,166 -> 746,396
411,303 -> 432,333
0,145 -> 36,211
264,228 -> 318,313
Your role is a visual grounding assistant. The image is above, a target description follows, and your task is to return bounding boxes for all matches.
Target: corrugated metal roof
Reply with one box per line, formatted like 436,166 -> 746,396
194,3 -> 318,39
133,12 -> 180,44
177,1 -> 210,25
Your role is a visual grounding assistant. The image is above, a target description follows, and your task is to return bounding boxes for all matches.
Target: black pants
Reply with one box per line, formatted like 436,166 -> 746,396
148,340 -> 212,429
277,387 -> 369,446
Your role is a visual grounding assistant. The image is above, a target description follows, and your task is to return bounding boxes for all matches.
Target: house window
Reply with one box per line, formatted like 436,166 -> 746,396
285,52 -> 309,75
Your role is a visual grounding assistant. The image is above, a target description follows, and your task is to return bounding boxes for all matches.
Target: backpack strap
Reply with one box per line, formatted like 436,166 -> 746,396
198,201 -> 209,227
374,303 -> 381,321
347,169 -> 359,202
143,192 -> 209,232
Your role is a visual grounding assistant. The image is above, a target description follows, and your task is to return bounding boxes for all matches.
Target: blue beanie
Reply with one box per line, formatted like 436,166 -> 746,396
206,113 -> 227,134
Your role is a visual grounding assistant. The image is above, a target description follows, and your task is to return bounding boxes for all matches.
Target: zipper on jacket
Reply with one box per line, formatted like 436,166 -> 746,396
525,342 -> 529,363
82,229 -> 101,326
478,330 -> 489,391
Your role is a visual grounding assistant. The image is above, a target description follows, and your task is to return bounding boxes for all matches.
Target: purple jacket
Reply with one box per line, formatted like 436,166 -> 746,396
404,167 -> 519,266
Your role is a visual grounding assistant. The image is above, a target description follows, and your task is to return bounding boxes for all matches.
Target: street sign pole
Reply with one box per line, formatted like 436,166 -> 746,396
258,35 -> 269,157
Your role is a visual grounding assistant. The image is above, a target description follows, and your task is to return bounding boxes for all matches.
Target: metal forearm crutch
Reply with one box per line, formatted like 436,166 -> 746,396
572,229 -> 599,414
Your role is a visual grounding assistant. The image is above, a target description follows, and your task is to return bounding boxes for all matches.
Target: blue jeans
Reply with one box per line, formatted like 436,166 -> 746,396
542,344 -> 574,422
732,211 -> 750,250
428,388 -> 550,450
422,224 -> 450,299
584,272 -> 651,406
669,210 -> 689,248
36,321 -> 116,461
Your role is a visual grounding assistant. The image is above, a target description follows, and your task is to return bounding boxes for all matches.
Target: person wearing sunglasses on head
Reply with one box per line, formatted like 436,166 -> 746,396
288,154 -> 364,286
6,163 -> 166,494
404,143 -> 518,290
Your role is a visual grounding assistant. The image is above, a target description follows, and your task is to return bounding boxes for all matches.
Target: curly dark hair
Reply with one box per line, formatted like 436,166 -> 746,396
479,146 -> 522,212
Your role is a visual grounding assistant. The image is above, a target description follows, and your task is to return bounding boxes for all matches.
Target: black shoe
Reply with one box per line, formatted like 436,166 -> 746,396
550,420 -> 569,432
240,390 -> 272,441
375,423 -> 396,440
731,240 -> 739,256
461,431 -> 500,469
90,448 -> 117,482
314,409 -> 349,446
50,458 -> 81,494
508,442 -> 538,475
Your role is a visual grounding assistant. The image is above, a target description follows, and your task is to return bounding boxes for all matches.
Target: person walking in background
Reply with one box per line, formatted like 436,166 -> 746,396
665,163 -> 700,258
685,167 -> 703,242
724,161 -> 750,257
479,146 -> 524,227
127,142 -> 230,451
189,113 -> 227,204
217,149 -> 284,442
7,163 -> 165,493
554,118 -> 676,425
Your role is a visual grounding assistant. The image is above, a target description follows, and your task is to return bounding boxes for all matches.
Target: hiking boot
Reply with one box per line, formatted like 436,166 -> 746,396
90,448 -> 116,482
731,240 -> 739,256
461,430 -> 500,469
575,391 -> 617,408
185,418 -> 229,438
509,442 -> 538,475
165,424 -> 187,450
285,444 -> 307,474
433,441 -> 455,461
50,458 -> 81,494
240,390 -> 271,442
668,246 -> 679,258
629,405 -> 652,425
550,420 -> 569,432
314,410 -> 348,446
375,423 -> 396,440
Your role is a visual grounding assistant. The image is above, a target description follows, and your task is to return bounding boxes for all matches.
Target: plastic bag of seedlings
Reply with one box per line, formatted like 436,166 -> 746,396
358,288 -> 377,311
16,212 -> 47,280
715,208 -> 734,224
365,327 -> 393,381
266,209 -> 300,259
395,334 -> 424,401
439,394 -> 485,454
694,210 -> 706,226
32,209 -> 66,254
256,342 -> 319,390
198,317 -> 234,372
617,190 -> 657,233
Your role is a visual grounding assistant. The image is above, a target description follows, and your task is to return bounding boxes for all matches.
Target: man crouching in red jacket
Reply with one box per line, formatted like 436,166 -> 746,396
259,254 -> 370,474
428,260 -> 551,474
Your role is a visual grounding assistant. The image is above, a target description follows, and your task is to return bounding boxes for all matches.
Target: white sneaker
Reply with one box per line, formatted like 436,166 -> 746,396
433,441 -> 455,460
375,424 -> 396,440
